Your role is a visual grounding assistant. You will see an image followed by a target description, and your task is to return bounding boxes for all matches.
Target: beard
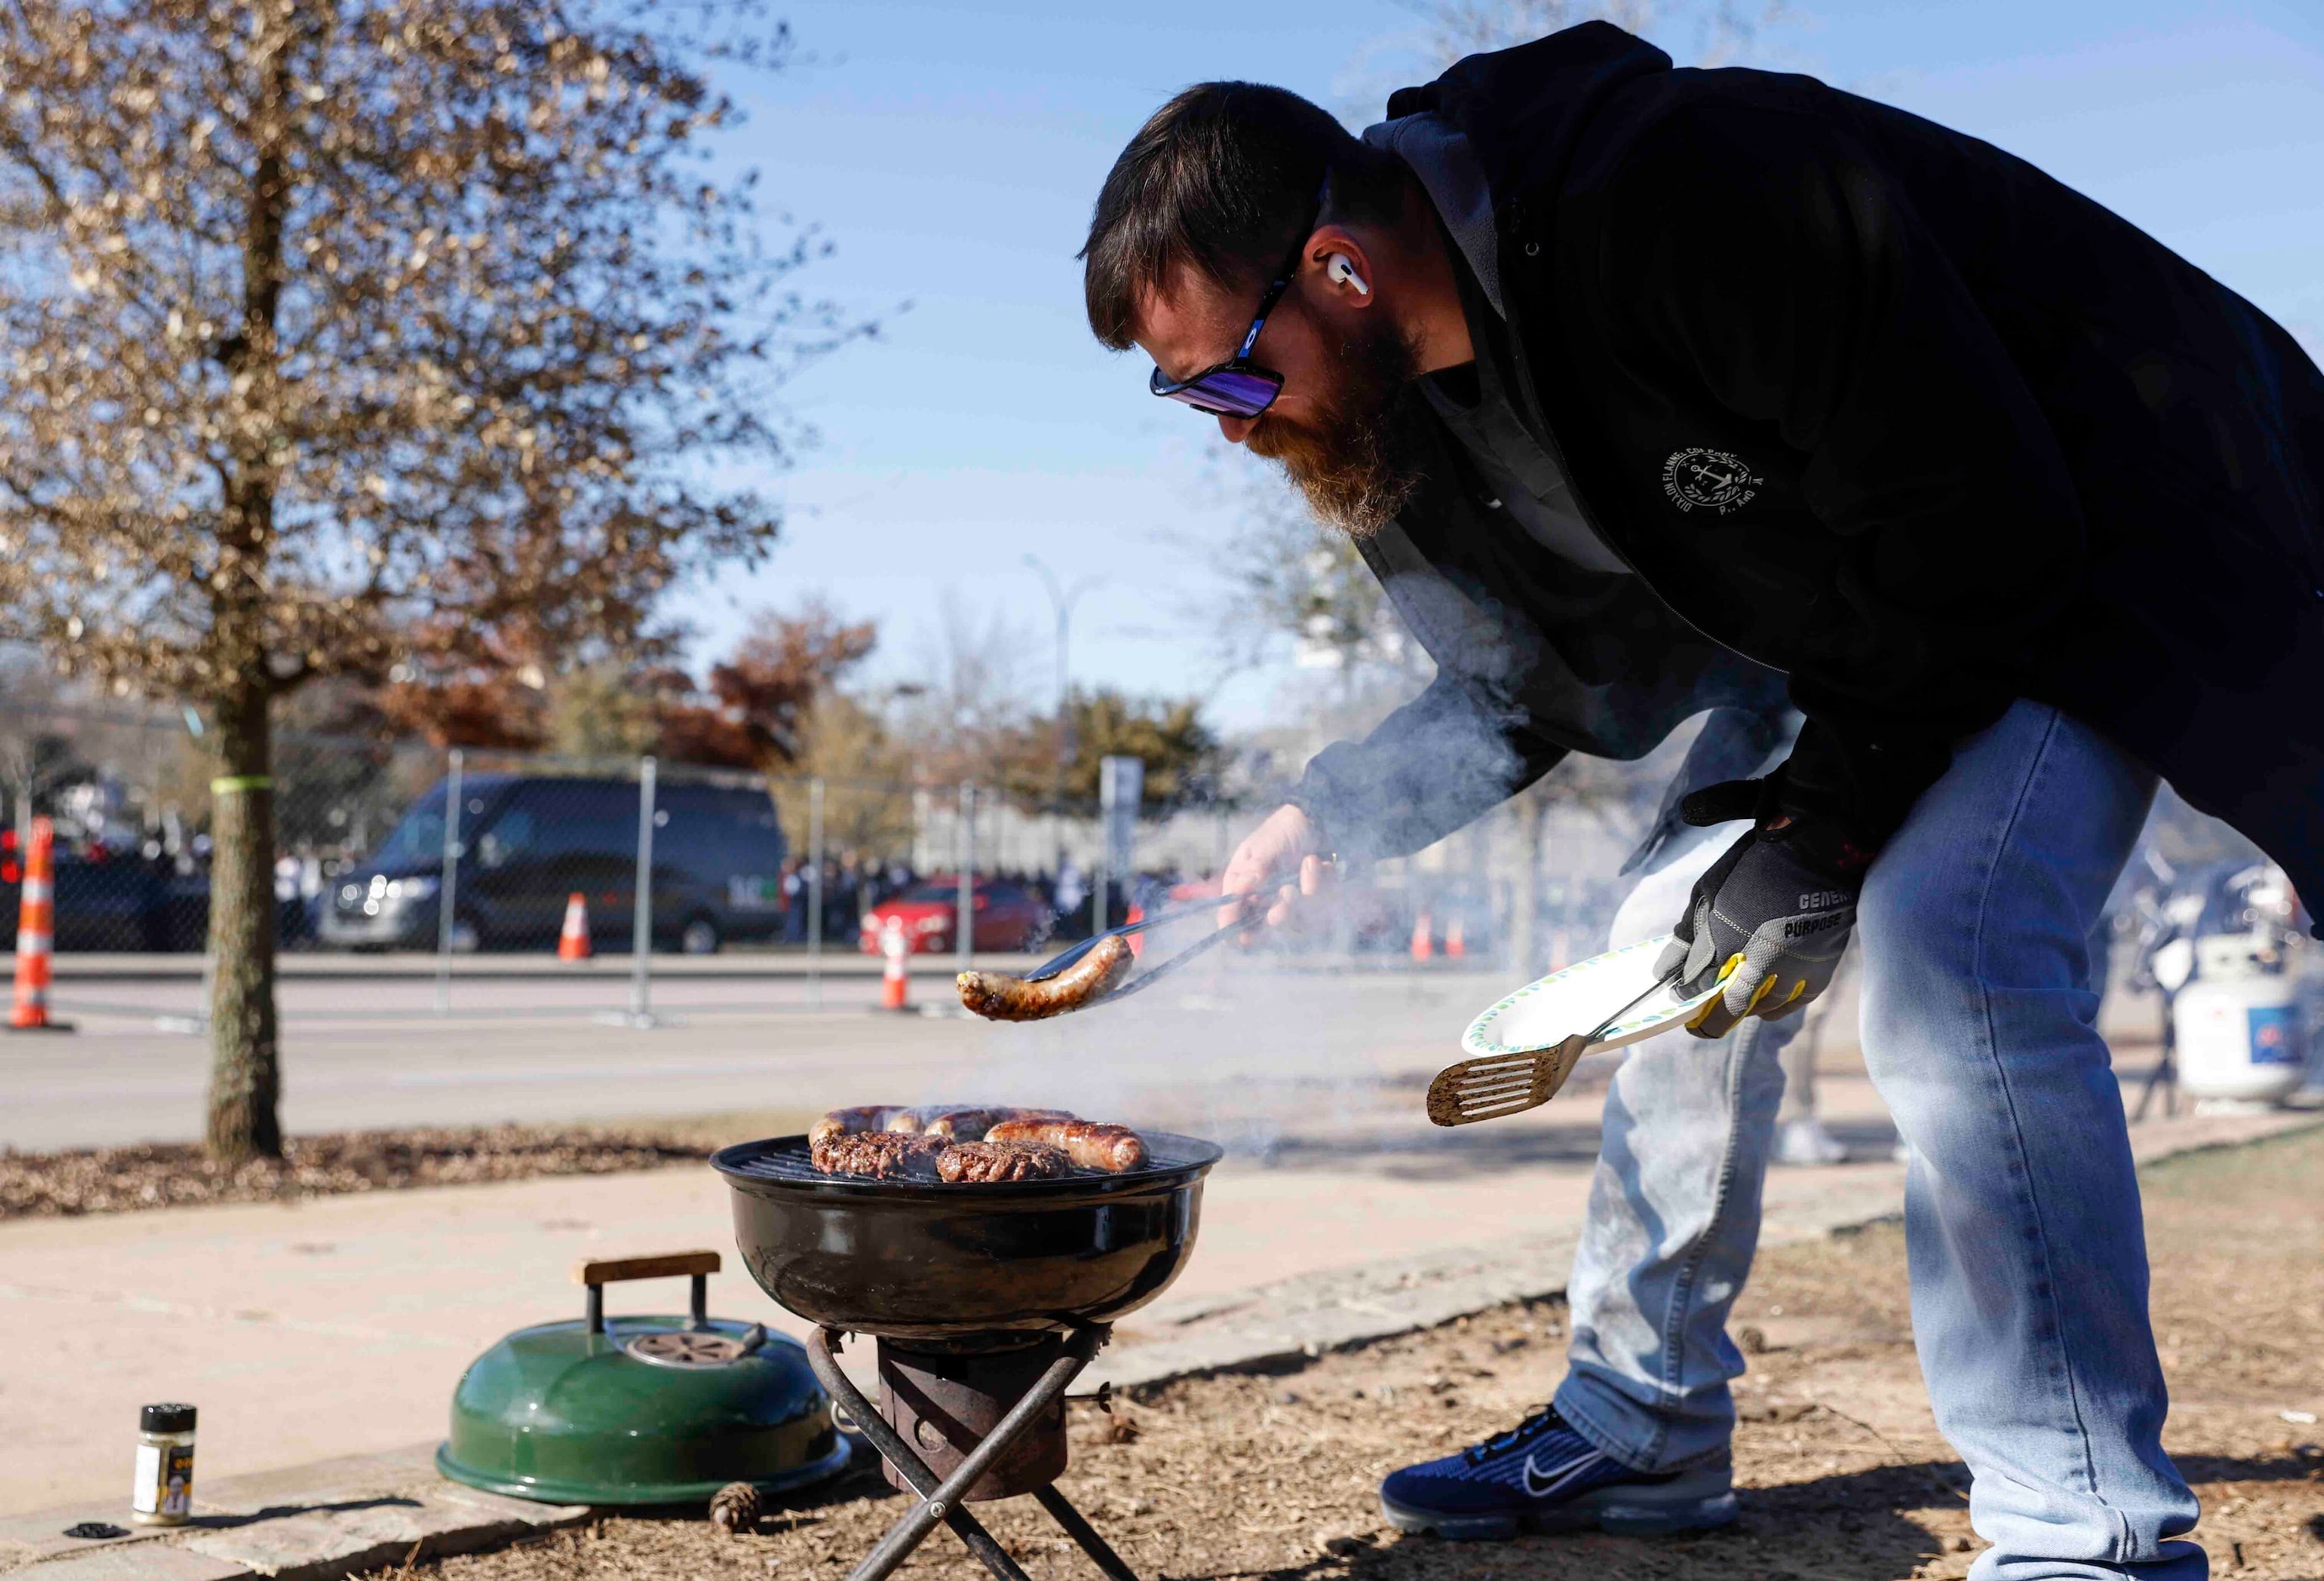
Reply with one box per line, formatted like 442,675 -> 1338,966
1245,311 -> 1427,540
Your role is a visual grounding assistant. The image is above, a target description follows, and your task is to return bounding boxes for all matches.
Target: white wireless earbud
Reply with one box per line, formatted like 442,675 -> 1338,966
1325,253 -> 1370,295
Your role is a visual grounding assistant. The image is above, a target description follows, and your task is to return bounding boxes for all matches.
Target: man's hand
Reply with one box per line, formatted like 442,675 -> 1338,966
1652,779 -> 1866,1039
1218,804 -> 1332,934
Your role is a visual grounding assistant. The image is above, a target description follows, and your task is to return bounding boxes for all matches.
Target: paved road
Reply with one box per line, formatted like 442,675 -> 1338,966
46,946 -> 969,980
11,959 -> 1522,1151
12,946 -> 2172,1154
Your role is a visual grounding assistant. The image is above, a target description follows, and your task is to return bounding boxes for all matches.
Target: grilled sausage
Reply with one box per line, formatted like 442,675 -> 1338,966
909,1105 -> 1073,1142
808,1105 -> 918,1148
956,934 -> 1133,1022
983,1118 -> 1145,1173
810,1130 -> 947,1179
935,1139 -> 1074,1183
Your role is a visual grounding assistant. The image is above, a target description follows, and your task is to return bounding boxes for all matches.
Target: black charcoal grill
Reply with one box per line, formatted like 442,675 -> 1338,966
713,1131 -> 1223,1581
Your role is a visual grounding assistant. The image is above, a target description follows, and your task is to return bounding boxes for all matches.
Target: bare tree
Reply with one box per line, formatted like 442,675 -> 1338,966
1210,462 -> 1425,689
897,594 -> 1041,790
1415,0 -> 1782,67
0,649 -> 69,833
0,0 -> 862,1162
703,603 -> 881,767
767,692 -> 916,861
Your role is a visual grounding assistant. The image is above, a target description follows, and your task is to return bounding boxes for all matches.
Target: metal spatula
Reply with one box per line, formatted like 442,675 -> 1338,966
1425,968 -> 1681,1126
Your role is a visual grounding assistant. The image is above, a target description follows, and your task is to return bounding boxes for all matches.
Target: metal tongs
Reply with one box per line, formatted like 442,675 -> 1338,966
1014,896 -> 1242,1011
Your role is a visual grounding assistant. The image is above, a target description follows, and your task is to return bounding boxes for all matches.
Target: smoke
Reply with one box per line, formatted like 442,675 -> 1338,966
894,728 -> 1703,1163
918,925 -> 1405,1160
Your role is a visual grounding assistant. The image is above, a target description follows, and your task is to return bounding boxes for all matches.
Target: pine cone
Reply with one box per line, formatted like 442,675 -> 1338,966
708,1480 -> 761,1535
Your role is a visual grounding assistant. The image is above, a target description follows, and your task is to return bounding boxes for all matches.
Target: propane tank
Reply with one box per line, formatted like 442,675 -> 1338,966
2173,931 -> 2306,1105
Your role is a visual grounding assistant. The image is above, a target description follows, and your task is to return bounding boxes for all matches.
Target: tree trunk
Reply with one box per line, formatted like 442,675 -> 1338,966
203,0 -> 296,1166
205,681 -> 280,1163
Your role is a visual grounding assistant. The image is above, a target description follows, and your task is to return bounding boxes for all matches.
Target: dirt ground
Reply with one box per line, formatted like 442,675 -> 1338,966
0,1110 -> 809,1219
378,1126 -> 2324,1581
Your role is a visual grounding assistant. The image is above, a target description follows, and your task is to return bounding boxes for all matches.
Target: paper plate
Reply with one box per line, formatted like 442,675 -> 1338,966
1462,934 -> 1719,1060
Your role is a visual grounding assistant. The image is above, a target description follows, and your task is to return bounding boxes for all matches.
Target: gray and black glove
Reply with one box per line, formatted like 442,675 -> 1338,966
1653,777 -> 1869,1040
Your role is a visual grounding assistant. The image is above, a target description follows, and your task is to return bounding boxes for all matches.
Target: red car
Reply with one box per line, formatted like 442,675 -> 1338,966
857,877 -> 1050,955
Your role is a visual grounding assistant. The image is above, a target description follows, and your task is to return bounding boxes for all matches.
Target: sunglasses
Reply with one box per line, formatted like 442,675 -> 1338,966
1147,199 -> 1320,420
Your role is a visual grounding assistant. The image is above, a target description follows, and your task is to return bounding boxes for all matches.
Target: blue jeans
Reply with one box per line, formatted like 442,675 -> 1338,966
1553,701 -> 2201,1578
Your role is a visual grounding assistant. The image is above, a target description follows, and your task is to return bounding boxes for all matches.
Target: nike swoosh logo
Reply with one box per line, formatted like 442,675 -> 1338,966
1522,1448 -> 1605,1498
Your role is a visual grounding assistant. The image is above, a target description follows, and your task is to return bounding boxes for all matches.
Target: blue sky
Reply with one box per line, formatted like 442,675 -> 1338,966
674,0 -> 2324,732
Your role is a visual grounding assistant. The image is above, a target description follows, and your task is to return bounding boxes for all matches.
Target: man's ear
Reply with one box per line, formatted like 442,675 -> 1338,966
1306,226 -> 1375,307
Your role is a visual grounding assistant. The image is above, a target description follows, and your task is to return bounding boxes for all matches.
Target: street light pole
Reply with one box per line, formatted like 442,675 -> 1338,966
1021,555 -> 1099,883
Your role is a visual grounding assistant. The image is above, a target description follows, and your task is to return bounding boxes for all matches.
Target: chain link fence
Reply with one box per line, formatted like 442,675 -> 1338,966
0,702 -> 1670,1027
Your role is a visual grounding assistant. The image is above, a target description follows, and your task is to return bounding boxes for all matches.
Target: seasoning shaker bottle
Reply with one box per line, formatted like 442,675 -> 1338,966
131,1403 -> 196,1525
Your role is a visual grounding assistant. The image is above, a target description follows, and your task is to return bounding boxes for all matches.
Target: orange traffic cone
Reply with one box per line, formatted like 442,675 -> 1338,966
10,817 -> 69,1031
1445,914 -> 1467,958
880,917 -> 911,1010
557,892 -> 592,961
1410,909 -> 1434,962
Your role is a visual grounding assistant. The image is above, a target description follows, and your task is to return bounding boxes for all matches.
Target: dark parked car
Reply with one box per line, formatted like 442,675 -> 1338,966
0,849 -> 173,950
319,773 -> 786,953
0,847 -> 310,953
147,870 -> 317,952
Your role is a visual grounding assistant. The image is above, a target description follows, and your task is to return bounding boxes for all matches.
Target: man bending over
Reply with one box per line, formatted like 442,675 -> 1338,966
1079,24 -> 2323,1578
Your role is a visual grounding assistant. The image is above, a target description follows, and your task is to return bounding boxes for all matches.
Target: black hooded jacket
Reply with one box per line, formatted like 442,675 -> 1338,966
1290,24 -> 2324,901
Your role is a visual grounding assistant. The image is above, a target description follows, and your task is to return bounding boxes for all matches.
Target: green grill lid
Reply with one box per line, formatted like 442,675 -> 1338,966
437,1251 -> 847,1506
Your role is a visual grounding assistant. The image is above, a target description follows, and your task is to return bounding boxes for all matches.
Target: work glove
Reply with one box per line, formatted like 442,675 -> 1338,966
1653,777 -> 1869,1040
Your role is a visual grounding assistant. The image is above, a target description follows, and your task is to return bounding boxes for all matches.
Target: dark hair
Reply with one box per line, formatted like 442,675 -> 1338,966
1080,82 -> 1409,350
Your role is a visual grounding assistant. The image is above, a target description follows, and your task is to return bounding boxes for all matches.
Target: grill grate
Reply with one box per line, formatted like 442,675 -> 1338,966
720,1133 -> 1211,1191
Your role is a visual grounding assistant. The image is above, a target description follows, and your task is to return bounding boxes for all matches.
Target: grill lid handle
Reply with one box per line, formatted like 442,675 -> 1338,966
573,1249 -> 722,1333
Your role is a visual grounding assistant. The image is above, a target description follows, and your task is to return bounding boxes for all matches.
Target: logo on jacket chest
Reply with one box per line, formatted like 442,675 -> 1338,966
1661,448 -> 1762,515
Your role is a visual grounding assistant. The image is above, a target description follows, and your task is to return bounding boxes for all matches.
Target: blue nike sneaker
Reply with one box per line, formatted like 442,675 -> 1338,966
1378,1406 -> 1737,1541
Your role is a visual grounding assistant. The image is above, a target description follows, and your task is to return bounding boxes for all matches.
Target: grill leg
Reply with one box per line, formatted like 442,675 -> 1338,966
1034,1484 -> 1142,1581
806,1327 -> 1130,1581
807,1328 -> 1034,1581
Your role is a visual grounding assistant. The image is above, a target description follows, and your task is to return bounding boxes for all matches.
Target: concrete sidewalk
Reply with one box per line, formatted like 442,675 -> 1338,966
0,1061 -> 1882,1515
0,1131 -> 1634,1513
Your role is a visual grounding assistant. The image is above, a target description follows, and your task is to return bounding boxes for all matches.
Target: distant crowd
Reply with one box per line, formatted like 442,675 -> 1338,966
776,854 -> 913,944
772,854 -> 1156,944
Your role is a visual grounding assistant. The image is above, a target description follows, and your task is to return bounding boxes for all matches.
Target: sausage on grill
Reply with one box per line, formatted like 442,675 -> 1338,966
956,934 -> 1133,1022
909,1105 -> 1072,1142
810,1130 -> 947,1179
983,1118 -> 1145,1173
935,1139 -> 1074,1183
808,1105 -> 919,1148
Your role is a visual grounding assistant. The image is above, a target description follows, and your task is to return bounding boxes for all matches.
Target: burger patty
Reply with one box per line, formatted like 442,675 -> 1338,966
935,1139 -> 1074,1183
809,1130 -> 947,1179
